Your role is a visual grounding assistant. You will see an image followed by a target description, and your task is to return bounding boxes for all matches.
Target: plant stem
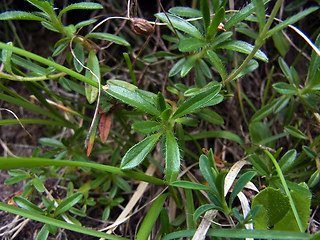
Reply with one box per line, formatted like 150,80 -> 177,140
0,42 -> 99,88
223,0 -> 284,86
264,150 -> 304,232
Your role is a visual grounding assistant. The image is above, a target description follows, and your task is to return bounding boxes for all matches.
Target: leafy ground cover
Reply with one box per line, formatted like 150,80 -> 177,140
0,0 -> 319,239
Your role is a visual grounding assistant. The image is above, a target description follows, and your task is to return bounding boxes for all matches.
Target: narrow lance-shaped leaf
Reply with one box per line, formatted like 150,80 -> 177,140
85,50 -> 100,104
155,12 -> 203,39
172,83 -> 222,119
217,40 -> 268,62
266,7 -> 319,38
207,50 -> 226,80
73,42 -> 85,72
272,82 -> 298,95
54,192 -> 83,217
165,130 -> 180,183
86,32 -> 130,46
307,33 -> 320,86
178,38 -> 205,52
136,194 -> 167,240
225,0 -> 271,30
253,0 -> 266,32
132,121 -> 162,135
207,7 -> 225,39
168,7 -> 202,18
1,42 -> 13,74
170,181 -> 212,191
58,2 -> 103,19
229,171 -> 256,206
105,80 -> 160,116
278,149 -> 296,173
200,0 -> 210,31
121,132 -> 162,169
0,11 -> 45,21
14,196 -> 43,213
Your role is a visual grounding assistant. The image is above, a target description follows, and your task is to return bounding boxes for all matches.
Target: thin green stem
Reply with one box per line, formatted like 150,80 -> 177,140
264,150 -> 304,232
0,157 -> 165,185
0,72 -> 67,81
0,42 -> 99,88
223,0 -> 284,85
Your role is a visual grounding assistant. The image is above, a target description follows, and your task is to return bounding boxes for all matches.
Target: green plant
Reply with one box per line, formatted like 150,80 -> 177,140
0,0 -> 319,239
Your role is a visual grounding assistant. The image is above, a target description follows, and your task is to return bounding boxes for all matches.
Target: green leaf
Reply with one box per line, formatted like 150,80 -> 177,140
302,145 -> 317,159
161,108 -> 173,123
58,2 -> 103,19
185,130 -> 244,147
165,130 -> 180,183
36,224 -> 49,240
172,83 -> 221,119
4,174 -> 30,185
39,138 -> 64,148
211,31 -> 233,47
272,82 -> 298,95
253,0 -> 266,32
207,50 -> 226,80
229,171 -> 256,206
308,170 -> 320,188
207,7 -> 225,39
106,80 -> 160,116
200,0 -> 210,31
273,183 -> 311,232
169,58 -> 186,77
120,132 -> 162,169
26,0 -> 54,14
307,33 -> 320,86
131,121 -> 162,134
123,53 -> 136,85
54,192 -> 83,217
136,194 -> 167,240
1,42 -> 13,74
250,101 -> 274,122
198,58 -> 212,78
248,154 -> 269,176
14,196 -> 43,213
176,117 -> 199,126
85,50 -> 100,104
272,31 -> 290,57
86,32 -> 130,46
75,19 -> 97,29
181,56 -> 197,77
233,59 -> 259,79
224,0 -> 271,30
0,11 -> 45,21
168,7 -> 202,18
249,122 -> 273,147
284,126 -> 308,140
155,12 -> 203,39
157,92 -> 167,112
266,7 -> 319,38
278,149 -> 296,173
178,38 -> 205,52
193,204 -> 218,222
0,201 -> 127,240
252,187 -> 290,229
170,180 -> 212,191
32,178 -> 45,193
217,40 -> 268,62
7,169 -> 29,177
73,42 -> 85,72
278,57 -> 293,84
199,154 -> 219,195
